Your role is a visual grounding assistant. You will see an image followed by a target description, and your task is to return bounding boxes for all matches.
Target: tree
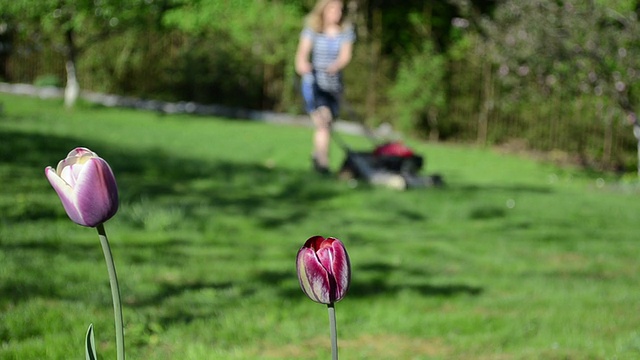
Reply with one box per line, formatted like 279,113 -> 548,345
388,40 -> 446,140
0,0 -> 166,107
163,0 -> 303,109
482,0 -> 639,106
467,0 -> 640,164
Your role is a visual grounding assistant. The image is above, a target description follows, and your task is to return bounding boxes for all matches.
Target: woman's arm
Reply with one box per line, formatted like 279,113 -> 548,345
295,36 -> 314,76
326,41 -> 353,74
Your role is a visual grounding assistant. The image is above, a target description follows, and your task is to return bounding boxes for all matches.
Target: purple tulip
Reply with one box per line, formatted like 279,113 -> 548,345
45,147 -> 119,227
296,236 -> 351,305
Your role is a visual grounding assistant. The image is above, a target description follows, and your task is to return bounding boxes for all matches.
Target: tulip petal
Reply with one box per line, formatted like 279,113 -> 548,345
306,235 -> 327,251
72,158 -> 119,227
45,166 -> 84,225
316,242 -> 335,274
327,238 -> 351,302
296,236 -> 352,304
315,238 -> 351,302
297,247 -> 332,304
46,148 -> 119,227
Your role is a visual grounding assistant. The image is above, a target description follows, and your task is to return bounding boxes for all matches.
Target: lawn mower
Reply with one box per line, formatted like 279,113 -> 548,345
297,76 -> 443,190
332,126 -> 444,190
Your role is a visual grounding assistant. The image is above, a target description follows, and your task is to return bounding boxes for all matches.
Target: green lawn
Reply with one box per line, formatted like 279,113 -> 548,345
1,93 -> 639,359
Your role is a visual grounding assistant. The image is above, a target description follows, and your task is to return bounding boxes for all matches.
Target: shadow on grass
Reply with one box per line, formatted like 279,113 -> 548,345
0,129 -> 343,225
4,130 -> 548,314
129,280 -> 236,307
455,184 -> 554,194
352,261 -> 482,297
255,262 -> 482,302
1,130 -> 344,303
0,240 -> 100,305
0,129 -> 556,227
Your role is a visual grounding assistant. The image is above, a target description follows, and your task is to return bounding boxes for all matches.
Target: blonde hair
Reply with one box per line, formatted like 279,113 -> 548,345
304,0 -> 351,33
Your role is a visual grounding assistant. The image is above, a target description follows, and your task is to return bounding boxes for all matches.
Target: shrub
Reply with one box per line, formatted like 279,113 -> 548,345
33,74 -> 62,88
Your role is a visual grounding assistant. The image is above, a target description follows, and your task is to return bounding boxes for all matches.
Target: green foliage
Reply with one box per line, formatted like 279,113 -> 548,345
85,324 -> 97,360
2,0 -> 640,168
437,0 -> 640,167
0,0 -> 164,45
388,40 -> 446,135
2,93 -> 640,359
33,74 -> 62,87
483,0 -> 640,111
163,0 -> 302,65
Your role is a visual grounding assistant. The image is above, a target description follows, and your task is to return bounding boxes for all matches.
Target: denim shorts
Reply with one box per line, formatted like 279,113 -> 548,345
302,78 -> 341,119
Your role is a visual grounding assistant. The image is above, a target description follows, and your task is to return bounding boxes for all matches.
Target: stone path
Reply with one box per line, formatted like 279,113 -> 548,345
0,82 -> 397,139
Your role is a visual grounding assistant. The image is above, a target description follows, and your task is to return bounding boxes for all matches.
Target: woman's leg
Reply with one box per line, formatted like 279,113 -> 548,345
311,105 -> 333,171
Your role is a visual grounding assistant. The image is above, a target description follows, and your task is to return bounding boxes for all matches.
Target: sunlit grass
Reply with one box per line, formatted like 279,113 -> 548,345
1,93 -> 639,359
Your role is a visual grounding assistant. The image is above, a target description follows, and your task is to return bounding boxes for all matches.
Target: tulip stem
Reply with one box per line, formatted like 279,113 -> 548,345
327,303 -> 338,360
96,224 -> 125,360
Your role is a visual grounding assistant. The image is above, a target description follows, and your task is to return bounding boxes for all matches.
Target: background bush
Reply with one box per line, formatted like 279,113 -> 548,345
0,0 -> 639,171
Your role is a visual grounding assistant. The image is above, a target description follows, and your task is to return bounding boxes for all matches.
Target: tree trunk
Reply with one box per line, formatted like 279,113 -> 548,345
64,28 -> 79,108
477,59 -> 492,146
602,107 -> 614,168
428,107 -> 439,141
366,6 -> 382,122
634,124 -> 640,179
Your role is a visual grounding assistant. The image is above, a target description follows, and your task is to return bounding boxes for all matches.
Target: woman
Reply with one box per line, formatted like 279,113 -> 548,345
295,0 -> 355,174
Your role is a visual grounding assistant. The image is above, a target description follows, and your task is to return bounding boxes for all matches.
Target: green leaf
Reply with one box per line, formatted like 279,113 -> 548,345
85,324 -> 97,360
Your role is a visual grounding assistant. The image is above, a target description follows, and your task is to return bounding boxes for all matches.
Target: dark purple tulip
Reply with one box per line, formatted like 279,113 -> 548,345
296,236 -> 351,304
45,147 -> 119,227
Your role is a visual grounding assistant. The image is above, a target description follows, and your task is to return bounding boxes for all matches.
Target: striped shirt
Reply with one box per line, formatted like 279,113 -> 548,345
301,26 -> 356,93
